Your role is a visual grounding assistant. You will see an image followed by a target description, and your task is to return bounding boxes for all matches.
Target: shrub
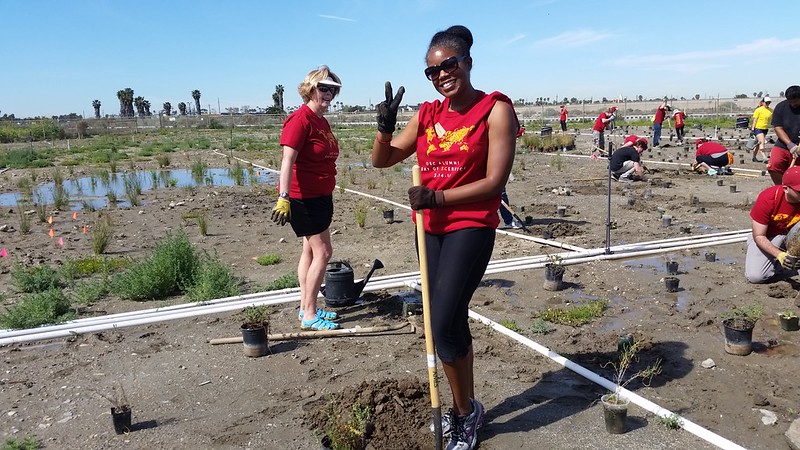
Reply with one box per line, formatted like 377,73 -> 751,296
113,231 -> 199,301
72,279 -> 109,305
11,264 -> 63,293
91,215 -> 114,255
155,154 -> 170,168
185,255 -> 240,302
16,206 -> 31,234
355,204 -> 367,228
2,435 -> 40,450
0,289 -> 72,329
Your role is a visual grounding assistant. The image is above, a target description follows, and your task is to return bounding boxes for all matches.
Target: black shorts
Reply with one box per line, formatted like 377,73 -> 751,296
696,154 -> 730,168
289,195 -> 333,237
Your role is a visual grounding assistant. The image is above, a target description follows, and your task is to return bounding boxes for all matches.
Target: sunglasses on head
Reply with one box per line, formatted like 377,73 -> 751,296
317,85 -> 338,94
424,55 -> 467,80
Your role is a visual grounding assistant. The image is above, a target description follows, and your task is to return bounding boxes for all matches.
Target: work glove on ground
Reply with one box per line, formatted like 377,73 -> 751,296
376,82 -> 405,134
408,186 -> 444,210
271,198 -> 291,226
777,251 -> 799,270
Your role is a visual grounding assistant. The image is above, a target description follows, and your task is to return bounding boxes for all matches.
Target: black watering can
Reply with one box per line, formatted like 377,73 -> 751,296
320,259 -> 384,307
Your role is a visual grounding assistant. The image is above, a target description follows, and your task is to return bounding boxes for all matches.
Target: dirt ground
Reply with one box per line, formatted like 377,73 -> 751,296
1,125 -> 798,450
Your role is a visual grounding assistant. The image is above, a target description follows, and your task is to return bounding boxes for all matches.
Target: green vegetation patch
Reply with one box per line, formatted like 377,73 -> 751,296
11,265 -> 64,293
537,299 -> 608,326
256,254 -> 281,266
0,289 -> 73,329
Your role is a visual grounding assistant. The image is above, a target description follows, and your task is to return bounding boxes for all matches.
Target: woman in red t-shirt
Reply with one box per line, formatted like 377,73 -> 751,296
271,66 -> 342,331
371,25 -> 519,449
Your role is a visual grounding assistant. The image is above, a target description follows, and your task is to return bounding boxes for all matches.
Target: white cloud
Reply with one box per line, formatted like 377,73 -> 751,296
317,14 -> 356,22
532,29 -> 612,48
611,37 -> 800,70
501,34 -> 527,47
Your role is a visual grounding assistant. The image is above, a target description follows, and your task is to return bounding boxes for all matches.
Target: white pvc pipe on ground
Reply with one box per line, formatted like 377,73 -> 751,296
466,309 -> 747,450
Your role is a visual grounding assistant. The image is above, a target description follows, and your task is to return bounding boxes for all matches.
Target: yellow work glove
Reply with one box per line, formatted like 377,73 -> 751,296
777,251 -> 799,270
271,198 -> 291,226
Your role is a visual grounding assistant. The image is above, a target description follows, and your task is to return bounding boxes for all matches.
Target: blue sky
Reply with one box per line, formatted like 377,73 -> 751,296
3,0 -> 799,118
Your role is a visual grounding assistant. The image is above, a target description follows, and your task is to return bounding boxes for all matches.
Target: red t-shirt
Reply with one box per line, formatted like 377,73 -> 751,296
674,111 -> 686,127
560,108 -> 568,121
695,142 -> 728,157
654,107 -> 666,124
415,91 -> 518,234
750,185 -> 800,238
279,104 -> 339,198
624,135 -> 640,145
593,112 -> 609,131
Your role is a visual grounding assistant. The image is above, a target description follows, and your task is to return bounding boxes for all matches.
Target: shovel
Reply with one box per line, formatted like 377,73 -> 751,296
500,200 -> 532,233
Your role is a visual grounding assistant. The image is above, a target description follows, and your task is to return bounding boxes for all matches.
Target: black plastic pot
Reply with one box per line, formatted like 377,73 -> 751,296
382,209 -> 394,224
240,324 -> 268,357
617,334 -> 634,355
543,263 -> 565,291
779,315 -> 799,332
665,261 -> 679,275
111,406 -> 132,434
557,206 -> 567,217
600,394 -> 629,434
722,318 -> 755,355
664,276 -> 679,292
705,252 -> 716,262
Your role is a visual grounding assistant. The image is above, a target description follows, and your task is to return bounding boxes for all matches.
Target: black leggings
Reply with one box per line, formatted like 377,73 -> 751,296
418,227 -> 495,362
675,126 -> 684,141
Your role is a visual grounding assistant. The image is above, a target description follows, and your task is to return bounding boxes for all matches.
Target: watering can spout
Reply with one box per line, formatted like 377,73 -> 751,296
353,259 -> 384,298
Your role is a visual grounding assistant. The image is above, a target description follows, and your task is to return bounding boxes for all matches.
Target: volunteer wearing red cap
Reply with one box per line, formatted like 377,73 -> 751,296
691,138 -> 733,175
559,104 -> 568,133
746,166 -> 800,283
592,106 -> 616,152
652,99 -> 671,147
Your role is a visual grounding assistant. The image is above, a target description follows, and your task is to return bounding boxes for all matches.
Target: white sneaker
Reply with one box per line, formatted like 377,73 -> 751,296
510,219 -> 523,229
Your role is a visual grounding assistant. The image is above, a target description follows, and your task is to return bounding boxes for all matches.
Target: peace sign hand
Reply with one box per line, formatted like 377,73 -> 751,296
376,81 -> 405,134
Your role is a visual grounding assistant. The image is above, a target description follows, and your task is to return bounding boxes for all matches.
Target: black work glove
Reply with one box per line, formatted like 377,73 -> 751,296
408,186 -> 444,210
376,81 -> 405,134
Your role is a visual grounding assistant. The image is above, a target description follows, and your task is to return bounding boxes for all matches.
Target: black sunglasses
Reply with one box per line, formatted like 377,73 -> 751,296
424,55 -> 467,80
317,85 -> 338,94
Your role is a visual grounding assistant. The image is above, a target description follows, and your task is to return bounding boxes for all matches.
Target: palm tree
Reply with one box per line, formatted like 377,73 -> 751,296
163,102 -> 172,116
192,90 -> 201,115
134,96 -> 146,117
272,85 -> 285,111
143,100 -> 152,116
117,90 -> 126,116
92,100 -> 102,118
178,102 -> 187,115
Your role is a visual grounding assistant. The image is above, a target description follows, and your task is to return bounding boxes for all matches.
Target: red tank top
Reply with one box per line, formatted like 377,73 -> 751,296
415,91 -> 517,234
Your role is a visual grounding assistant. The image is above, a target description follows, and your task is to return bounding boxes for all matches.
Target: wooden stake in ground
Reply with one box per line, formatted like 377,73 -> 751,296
208,321 -> 413,344
413,165 -> 443,450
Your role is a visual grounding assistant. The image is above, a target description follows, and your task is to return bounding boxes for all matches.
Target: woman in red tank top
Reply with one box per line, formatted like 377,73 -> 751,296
371,25 -> 519,450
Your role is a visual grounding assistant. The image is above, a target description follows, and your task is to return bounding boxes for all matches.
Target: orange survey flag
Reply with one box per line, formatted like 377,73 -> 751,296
72,212 -> 78,220
47,216 -> 53,225
83,225 -> 87,234
49,228 -> 55,238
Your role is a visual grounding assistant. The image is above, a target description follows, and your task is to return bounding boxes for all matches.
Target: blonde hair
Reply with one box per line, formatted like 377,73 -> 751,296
298,65 -> 341,103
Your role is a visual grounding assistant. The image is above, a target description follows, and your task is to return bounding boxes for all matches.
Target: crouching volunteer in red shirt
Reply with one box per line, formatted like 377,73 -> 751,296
691,138 -> 733,175
746,166 -> 800,283
371,24 -> 520,450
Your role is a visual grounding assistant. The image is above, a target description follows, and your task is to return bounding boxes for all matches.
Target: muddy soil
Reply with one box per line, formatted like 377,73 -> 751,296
0,126 -> 797,450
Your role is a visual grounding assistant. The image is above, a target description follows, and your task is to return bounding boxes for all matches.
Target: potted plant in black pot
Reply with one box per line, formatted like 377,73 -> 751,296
543,254 -> 565,291
240,305 -> 270,358
600,338 -> 662,434
721,302 -> 763,356
778,311 -> 799,331
97,384 -> 132,435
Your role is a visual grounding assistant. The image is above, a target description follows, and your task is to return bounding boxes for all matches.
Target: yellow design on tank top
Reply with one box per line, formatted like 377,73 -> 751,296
425,125 -> 475,155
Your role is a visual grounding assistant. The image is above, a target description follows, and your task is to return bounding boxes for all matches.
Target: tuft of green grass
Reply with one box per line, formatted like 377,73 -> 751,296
256,254 -> 281,266
264,273 -> 299,291
530,318 -> 554,334
537,299 -> 607,326
354,204 -> 367,228
3,435 -> 40,450
90,215 -> 114,255
500,319 -> 523,332
10,264 -> 63,293
16,206 -> 31,234
112,231 -> 200,301
72,279 -> 110,305
0,289 -> 73,329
